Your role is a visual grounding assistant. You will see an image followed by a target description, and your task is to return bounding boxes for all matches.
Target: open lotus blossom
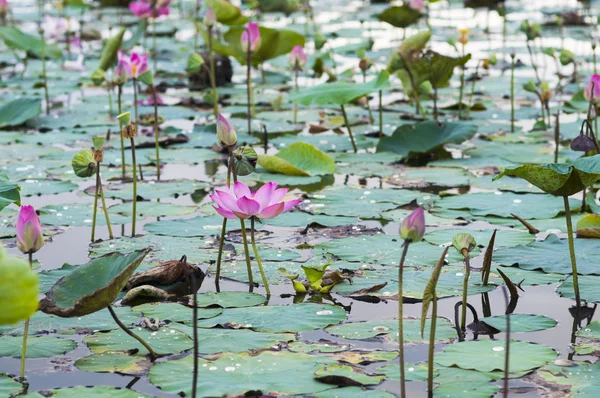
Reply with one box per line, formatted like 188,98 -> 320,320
409,0 -> 424,12
241,22 -> 261,53
211,182 -> 302,220
16,205 -> 44,254
118,51 -> 148,79
585,74 -> 600,103
129,0 -> 170,19
289,45 -> 307,69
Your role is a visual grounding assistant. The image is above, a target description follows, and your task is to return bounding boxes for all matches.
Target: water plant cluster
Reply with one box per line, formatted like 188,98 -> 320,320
1,0 -> 600,397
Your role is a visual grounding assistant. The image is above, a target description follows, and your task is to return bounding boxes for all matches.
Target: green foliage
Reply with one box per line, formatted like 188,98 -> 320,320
376,5 -> 422,28
0,98 -> 42,127
0,173 -> 20,212
258,142 -> 335,176
92,26 -> 126,77
0,26 -> 62,59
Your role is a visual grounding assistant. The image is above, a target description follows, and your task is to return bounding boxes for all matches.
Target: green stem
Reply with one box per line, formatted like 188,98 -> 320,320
379,90 -> 383,139
152,17 -> 157,73
458,45 -> 465,119
398,241 -> 409,398
427,292 -> 437,398
293,69 -> 299,124
527,41 -> 541,85
153,85 -> 160,180
250,218 -> 270,296
208,26 -> 218,120
130,137 -> 138,236
365,95 -> 373,124
467,61 -> 480,120
20,252 -> 33,381
564,196 -> 581,307
340,104 -> 357,153
133,79 -> 139,135
511,55 -> 515,133
97,162 -> 113,239
107,85 -> 113,118
91,167 -> 99,242
247,46 -> 252,135
108,305 -> 157,361
239,219 -> 255,289
215,149 -> 234,288
594,46 -> 597,75
461,254 -> 471,332
40,29 -> 49,115
118,85 -> 126,179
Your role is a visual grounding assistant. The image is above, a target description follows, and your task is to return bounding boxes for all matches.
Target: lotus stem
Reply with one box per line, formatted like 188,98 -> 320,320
20,252 -> 33,381
97,162 -> 114,239
130,136 -> 138,236
133,78 -> 140,134
340,104 -> 358,153
458,45 -> 465,120
433,86 -> 439,123
398,240 -> 410,398
379,89 -> 383,139
191,272 -> 199,398
293,68 -> 299,124
460,252 -> 471,332
427,291 -> 437,398
215,149 -> 234,290
208,26 -> 218,120
563,196 -> 581,308
510,54 -> 515,132
118,85 -> 126,179
152,17 -> 157,74
231,166 -> 254,290
108,305 -> 157,361
246,42 -> 253,135
467,60 -> 480,120
594,44 -> 597,75
91,168 -> 99,242
554,111 -> 560,163
503,287 -> 510,398
153,85 -> 160,180
250,218 -> 270,296
40,28 -> 49,115
526,41 -> 542,85
107,85 -> 113,119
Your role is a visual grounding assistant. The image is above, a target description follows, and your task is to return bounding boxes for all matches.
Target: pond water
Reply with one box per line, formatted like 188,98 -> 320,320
1,0 -> 600,397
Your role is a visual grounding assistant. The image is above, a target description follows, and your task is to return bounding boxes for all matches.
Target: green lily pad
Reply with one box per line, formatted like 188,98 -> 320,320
74,353 -> 151,375
557,275 -> 600,302
424,228 -> 534,248
39,203 -> 130,227
0,336 -> 76,358
97,180 -> 209,201
480,314 -> 558,332
0,97 -> 42,127
143,215 -> 232,237
33,386 -> 152,397
84,327 -> 193,355
19,179 -> 77,196
537,361 -> 600,397
576,214 -> 600,238
432,367 -> 501,398
376,5 -> 421,28
258,142 -> 335,176
377,362 -> 429,382
325,318 -> 456,343
435,339 -> 557,372
314,365 -> 385,386
109,201 -> 197,217
0,374 -> 22,397
39,249 -> 151,317
131,303 -> 223,322
194,291 -> 266,308
0,173 -> 21,212
316,387 -> 396,397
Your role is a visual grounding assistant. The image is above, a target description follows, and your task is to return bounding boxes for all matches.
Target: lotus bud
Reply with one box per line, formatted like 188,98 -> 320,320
0,245 -> 39,325
488,53 -> 497,66
241,22 -> 261,53
409,0 -> 424,12
359,58 -> 372,73
453,233 -> 476,257
0,0 -> 9,17
559,49 -> 575,66
113,59 -> 131,86
72,150 -> 96,178
540,82 -> 552,102
289,45 -> 307,70
482,59 -> 490,70
204,7 -> 216,27
458,28 -> 470,45
118,112 -> 131,126
16,205 -> 45,254
216,113 -> 238,148
399,207 -> 425,243
584,74 -> 600,104
570,135 -> 597,152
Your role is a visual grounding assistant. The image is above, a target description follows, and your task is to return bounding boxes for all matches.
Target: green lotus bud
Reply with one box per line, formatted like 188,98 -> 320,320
0,244 -> 39,325
72,150 -> 96,178
117,112 -> 131,126
453,233 -> 476,256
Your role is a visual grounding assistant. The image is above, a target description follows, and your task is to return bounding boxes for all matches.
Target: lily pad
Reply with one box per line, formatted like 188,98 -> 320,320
194,291 -> 266,308
258,142 -> 335,176
84,327 -> 193,355
131,303 -> 223,322
480,314 -> 557,333
0,374 -> 21,397
33,386 -> 152,397
74,353 -> 151,375
424,228 -> 534,248
537,361 -> 600,397
325,318 -> 456,343
314,365 -> 385,386
109,202 -> 197,217
0,336 -> 76,358
557,275 -> 600,302
144,215 -> 232,237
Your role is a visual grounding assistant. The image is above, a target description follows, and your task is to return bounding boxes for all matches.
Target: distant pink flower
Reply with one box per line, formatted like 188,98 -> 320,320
409,0 -> 424,12
210,181 -> 302,220
42,15 -> 68,42
399,207 -> 425,243
118,51 -> 148,79
0,0 -> 9,16
16,205 -> 44,254
129,0 -> 170,19
114,53 -> 132,85
204,7 -> 216,27
289,45 -> 307,69
241,22 -> 261,53
585,74 -> 600,104
137,94 -> 164,106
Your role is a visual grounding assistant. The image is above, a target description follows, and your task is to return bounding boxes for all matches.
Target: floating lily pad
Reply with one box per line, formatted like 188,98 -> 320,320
34,386 -> 152,397
74,353 -> 151,375
0,374 -> 21,397
314,365 -> 385,386
97,180 -> 209,201
194,291 -> 266,308
109,202 -> 197,217
316,387 -> 396,398
537,361 -> 600,397
144,215 -> 233,237
84,327 -> 193,355
480,314 -> 557,333
39,203 -> 130,227
131,303 -> 223,322
325,318 -> 456,343
258,142 -> 335,176
377,362 -> 429,382
424,228 -> 534,248
19,179 -> 77,196
557,275 -> 600,302
0,336 -> 76,358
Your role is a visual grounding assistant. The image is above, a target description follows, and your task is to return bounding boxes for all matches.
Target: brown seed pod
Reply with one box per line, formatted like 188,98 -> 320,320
93,149 -> 104,163
122,123 -> 137,139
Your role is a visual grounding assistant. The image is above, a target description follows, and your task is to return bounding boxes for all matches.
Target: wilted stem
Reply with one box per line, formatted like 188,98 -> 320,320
250,218 -> 270,296
97,162 -> 113,239
427,291 -> 437,398
340,104 -> 357,153
153,85 -> 160,180
208,26 -> 218,120
20,252 -> 33,381
460,253 -> 471,332
108,305 -> 157,361
563,196 -> 581,308
118,85 -> 126,179
398,240 -> 410,398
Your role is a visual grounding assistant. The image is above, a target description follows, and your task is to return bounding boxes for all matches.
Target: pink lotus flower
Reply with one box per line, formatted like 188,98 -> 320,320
241,22 -> 261,53
118,51 -> 148,79
210,181 -> 302,220
409,0 -> 424,12
42,15 -> 68,42
0,0 -> 9,16
16,205 -> 44,254
289,45 -> 307,69
399,207 -> 425,243
585,74 -> 600,104
114,54 -> 132,85
129,0 -> 170,19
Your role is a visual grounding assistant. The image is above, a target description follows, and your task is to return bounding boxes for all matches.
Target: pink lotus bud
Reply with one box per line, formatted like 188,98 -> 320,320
241,22 -> 261,53
409,0 -> 424,12
216,113 -> 238,147
0,0 -> 9,15
129,0 -> 152,18
16,205 -> 44,254
114,52 -> 132,85
289,45 -> 307,70
204,7 -> 217,27
584,74 -> 600,104
570,134 -> 597,152
399,207 -> 425,243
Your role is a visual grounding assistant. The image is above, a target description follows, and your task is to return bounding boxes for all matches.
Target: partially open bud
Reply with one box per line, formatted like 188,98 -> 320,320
399,207 -> 426,243
453,233 -> 476,257
72,150 -> 96,178
216,113 -> 237,148
541,89 -> 552,102
241,22 -> 261,53
458,28 -> 470,46
570,134 -> 598,152
16,205 -> 45,254
289,45 -> 307,70
0,244 -> 39,325
204,7 -> 216,27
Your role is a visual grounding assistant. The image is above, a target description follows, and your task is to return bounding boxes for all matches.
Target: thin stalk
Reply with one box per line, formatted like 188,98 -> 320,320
152,18 -> 157,73
91,168 -> 99,242
503,287 -> 510,398
40,29 -> 49,115
118,85 -> 126,179
107,305 -> 157,361
458,45 -> 465,119
340,104 -> 358,153
107,85 -> 113,118
97,162 -> 114,239
433,86 -> 439,123
460,254 -> 471,332
527,41 -> 542,85
247,44 -> 252,135
467,60 -> 481,120
250,218 -> 270,296
208,26 -> 218,120
563,196 -> 581,308
379,90 -> 383,138
427,292 -> 437,398
398,241 -> 410,398
554,111 -> 560,163
20,252 -> 33,381
215,149 -> 234,288
511,55 -> 515,132
130,136 -> 138,236
594,45 -> 597,75
293,68 -> 299,124
153,85 -> 160,180
191,272 -> 199,398
231,166 -> 254,289
365,95 -> 373,124
133,79 -> 140,134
